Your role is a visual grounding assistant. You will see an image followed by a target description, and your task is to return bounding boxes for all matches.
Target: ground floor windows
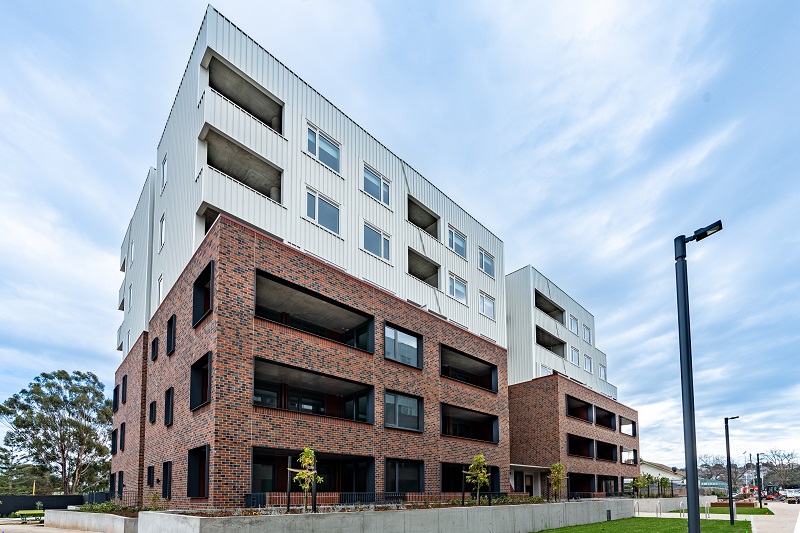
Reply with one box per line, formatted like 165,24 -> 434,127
187,445 -> 210,498
251,448 -> 374,494
385,459 -> 423,493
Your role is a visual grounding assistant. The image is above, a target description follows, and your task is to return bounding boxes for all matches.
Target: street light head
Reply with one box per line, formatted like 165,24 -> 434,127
694,220 -> 723,242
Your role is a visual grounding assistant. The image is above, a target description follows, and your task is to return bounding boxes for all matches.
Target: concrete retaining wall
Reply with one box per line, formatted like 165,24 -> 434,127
635,495 -> 718,513
45,510 -> 138,533
137,500 -> 634,533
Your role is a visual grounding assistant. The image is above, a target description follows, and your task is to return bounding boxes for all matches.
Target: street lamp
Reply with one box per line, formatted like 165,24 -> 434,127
674,219 -> 723,533
725,416 -> 739,525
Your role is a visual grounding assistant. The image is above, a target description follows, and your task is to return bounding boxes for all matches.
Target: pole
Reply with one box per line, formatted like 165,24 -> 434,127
311,458 -> 317,513
675,235 -> 701,533
725,418 -> 735,525
756,454 -> 763,508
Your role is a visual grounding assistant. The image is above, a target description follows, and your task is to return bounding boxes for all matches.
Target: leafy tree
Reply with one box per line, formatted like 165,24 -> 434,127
659,476 -> 671,496
292,447 -> 322,512
466,454 -> 490,505
632,474 -> 650,498
549,462 -> 567,502
1,371 -> 113,494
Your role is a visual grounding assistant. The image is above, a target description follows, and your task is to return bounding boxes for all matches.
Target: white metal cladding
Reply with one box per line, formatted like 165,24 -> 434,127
505,266 -> 618,399
116,168 -> 155,354
117,5 -> 507,349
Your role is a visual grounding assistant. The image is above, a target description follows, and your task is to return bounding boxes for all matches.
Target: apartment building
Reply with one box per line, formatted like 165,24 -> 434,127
505,266 -> 639,498
111,6 -> 509,507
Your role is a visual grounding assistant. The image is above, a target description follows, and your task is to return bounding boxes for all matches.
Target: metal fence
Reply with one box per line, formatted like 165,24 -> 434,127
243,491 -> 537,511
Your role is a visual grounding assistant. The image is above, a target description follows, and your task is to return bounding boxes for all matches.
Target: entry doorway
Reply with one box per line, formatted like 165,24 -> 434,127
525,475 -> 534,496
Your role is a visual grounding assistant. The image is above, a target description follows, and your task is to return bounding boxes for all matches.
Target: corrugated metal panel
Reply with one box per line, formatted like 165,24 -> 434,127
505,267 -> 534,385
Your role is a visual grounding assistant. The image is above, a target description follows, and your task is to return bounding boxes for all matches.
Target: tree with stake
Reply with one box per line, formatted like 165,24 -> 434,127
292,447 -> 322,512
466,454 -> 490,505
549,462 -> 567,502
659,476 -> 671,497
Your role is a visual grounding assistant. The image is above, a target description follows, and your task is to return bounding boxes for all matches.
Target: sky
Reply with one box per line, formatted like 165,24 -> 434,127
0,0 -> 798,468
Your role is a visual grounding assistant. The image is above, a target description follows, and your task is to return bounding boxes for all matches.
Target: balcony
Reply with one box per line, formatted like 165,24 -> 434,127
620,416 -> 636,436
566,395 -> 593,422
407,248 -> 439,289
440,345 -> 497,392
536,326 -> 565,357
116,324 -> 123,351
595,406 -> 616,430
596,441 -> 618,462
534,290 -> 565,325
407,196 -> 439,239
252,447 -> 373,493
253,359 -> 373,424
567,434 -> 594,459
208,57 -> 283,134
118,280 -> 125,311
621,446 -> 638,465
255,270 -> 374,353
440,404 -> 498,443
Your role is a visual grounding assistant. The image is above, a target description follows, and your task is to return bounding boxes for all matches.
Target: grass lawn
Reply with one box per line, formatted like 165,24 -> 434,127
536,517 -> 752,532
669,507 -> 773,515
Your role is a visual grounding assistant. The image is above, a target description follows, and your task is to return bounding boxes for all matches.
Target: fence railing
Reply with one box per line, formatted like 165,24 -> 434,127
244,491 -> 537,510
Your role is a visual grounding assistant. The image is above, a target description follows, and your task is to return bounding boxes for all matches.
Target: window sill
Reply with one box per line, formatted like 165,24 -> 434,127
479,311 -> 496,322
440,434 -> 498,445
190,400 -> 210,412
385,356 -> 422,371
360,188 -> 393,211
566,453 -> 594,459
446,293 -> 469,308
192,309 -> 213,329
446,246 -> 468,262
385,425 -> 424,434
596,458 -> 617,463
565,414 -> 593,425
303,151 -> 344,179
302,216 -> 344,240
440,375 -> 497,394
361,247 -> 393,266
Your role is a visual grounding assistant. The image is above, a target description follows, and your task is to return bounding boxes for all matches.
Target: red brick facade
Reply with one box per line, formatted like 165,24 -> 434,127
111,215 -> 509,508
509,374 -> 639,495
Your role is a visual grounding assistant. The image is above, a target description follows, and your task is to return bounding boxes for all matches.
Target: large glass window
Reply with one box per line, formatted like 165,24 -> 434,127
364,166 -> 389,205
448,273 -> 467,304
479,292 -> 495,319
307,126 -> 340,172
385,325 -> 421,368
385,392 -> 421,431
447,227 -> 467,258
386,459 -> 423,493
479,249 -> 494,277
364,224 -> 390,260
306,189 -> 340,234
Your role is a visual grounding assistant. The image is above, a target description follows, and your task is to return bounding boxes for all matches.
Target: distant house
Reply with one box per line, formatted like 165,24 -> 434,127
640,459 -> 684,481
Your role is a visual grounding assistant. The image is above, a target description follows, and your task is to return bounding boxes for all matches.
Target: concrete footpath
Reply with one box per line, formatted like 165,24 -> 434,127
638,501 -> 800,533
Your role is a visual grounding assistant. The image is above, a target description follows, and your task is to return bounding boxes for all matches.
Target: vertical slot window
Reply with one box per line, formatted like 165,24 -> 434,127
190,352 -> 212,410
151,337 -> 159,361
162,461 -> 172,499
164,387 -> 174,426
166,315 -> 176,355
192,261 -> 214,327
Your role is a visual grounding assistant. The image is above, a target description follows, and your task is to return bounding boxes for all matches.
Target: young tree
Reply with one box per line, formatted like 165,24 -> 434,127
466,454 -> 490,505
549,462 -> 567,502
1,371 -> 113,494
632,474 -> 649,498
659,476 -> 671,497
292,447 -> 323,512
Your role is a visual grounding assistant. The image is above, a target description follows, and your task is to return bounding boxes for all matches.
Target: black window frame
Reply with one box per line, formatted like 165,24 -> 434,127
110,428 -> 118,455
112,385 -> 119,412
151,337 -> 159,361
149,400 -> 157,423
187,444 -> 210,498
192,261 -> 214,328
385,458 -> 424,493
166,314 -> 176,355
117,471 -> 124,499
190,352 -> 212,411
121,375 -> 127,404
109,472 -> 116,495
384,390 -> 423,432
119,422 -> 126,452
146,465 -> 155,487
384,323 -> 423,369
162,461 -> 172,499
164,387 -> 174,427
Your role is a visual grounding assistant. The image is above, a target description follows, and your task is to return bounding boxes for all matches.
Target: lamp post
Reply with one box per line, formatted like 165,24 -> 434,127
674,220 -> 723,533
756,453 -> 763,508
725,416 -> 739,525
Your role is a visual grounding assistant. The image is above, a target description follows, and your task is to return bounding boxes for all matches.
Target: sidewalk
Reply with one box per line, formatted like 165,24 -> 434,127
0,519 -> 100,533
638,501 -> 800,533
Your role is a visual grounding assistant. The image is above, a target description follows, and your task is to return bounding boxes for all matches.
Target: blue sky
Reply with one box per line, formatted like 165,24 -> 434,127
0,0 -> 798,468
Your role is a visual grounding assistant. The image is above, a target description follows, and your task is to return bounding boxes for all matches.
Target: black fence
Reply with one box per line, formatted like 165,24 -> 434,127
0,494 -> 84,516
244,491 -> 521,511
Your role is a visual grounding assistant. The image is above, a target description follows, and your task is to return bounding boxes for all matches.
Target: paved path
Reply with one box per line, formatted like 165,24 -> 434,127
639,501 -> 800,533
0,521 -> 100,533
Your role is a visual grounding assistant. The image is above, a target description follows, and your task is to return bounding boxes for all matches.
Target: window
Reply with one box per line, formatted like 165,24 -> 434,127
584,355 -> 593,373
162,461 -> 172,499
147,466 -> 155,487
166,314 -> 176,355
110,473 -> 116,496
149,400 -> 157,423
570,347 -> 580,366
583,325 -> 592,344
151,337 -> 159,361
306,189 -> 340,234
127,330 -> 130,354
441,404 -> 499,443
447,273 -> 467,304
127,285 -> 132,314
190,352 -> 212,410
110,428 -> 118,455
386,459 -> 423,493
447,227 -> 467,258
112,385 -> 119,412
161,153 -> 168,192
385,325 -> 422,368
599,365 -> 607,381
118,471 -> 124,499
121,375 -> 127,404
307,125 -> 340,172
130,239 -> 134,266
364,166 -> 389,205
364,224 -> 390,260
385,392 -> 422,431
164,387 -> 174,426
159,213 -> 165,250
157,275 -> 163,304
119,422 -> 126,451
479,292 -> 495,319
192,261 -> 214,327
479,249 -> 494,277
569,315 -> 579,335
187,445 -> 210,498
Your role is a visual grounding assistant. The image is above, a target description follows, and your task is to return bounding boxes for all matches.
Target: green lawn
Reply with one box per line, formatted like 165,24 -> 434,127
669,507 -> 773,515
534,517 -> 752,532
